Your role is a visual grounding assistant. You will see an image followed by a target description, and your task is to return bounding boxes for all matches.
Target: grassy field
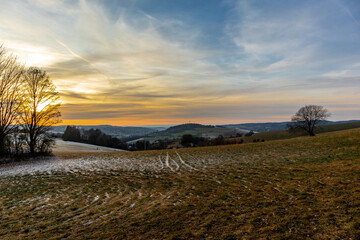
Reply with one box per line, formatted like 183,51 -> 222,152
0,128 -> 360,239
239,121 -> 360,143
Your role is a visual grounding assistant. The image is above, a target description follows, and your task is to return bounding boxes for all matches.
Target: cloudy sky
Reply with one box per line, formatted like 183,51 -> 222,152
1,0 -> 359,125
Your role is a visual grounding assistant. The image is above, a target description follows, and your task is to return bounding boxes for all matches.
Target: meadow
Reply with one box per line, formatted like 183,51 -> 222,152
0,128 -> 359,239
236,121 -> 360,143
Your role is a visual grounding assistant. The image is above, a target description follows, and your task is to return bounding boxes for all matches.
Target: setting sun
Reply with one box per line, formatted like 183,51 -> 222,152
36,99 -> 62,112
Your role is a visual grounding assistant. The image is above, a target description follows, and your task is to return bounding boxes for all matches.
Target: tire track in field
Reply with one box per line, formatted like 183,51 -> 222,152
165,153 -> 175,172
175,152 -> 199,171
158,156 -> 164,170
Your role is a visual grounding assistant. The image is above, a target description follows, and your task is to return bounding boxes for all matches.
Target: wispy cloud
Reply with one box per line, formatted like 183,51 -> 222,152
1,0 -> 359,124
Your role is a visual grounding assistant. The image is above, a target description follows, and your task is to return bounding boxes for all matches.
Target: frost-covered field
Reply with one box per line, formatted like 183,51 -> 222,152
53,139 -> 125,153
0,129 -> 360,239
0,133 -> 336,178
0,151 -> 200,177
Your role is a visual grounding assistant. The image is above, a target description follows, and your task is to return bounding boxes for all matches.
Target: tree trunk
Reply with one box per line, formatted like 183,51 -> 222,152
0,133 -> 7,156
29,137 -> 36,156
29,143 -> 35,156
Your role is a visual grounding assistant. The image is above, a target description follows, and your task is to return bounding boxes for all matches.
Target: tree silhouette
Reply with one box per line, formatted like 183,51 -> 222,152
289,105 -> 331,136
0,46 -> 24,156
63,126 -> 81,142
21,68 -> 61,155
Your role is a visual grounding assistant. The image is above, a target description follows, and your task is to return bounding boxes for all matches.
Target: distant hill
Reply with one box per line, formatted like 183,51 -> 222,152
140,123 -> 249,142
158,123 -> 214,134
145,123 -> 215,138
222,120 -> 360,132
51,125 -> 158,137
232,121 -> 360,143
51,120 -> 360,139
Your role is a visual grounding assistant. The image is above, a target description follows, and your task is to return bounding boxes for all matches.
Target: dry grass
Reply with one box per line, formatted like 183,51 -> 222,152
238,121 -> 360,143
0,128 -> 360,239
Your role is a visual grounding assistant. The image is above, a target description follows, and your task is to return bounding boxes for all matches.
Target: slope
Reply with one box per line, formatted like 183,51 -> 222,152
0,128 -> 359,239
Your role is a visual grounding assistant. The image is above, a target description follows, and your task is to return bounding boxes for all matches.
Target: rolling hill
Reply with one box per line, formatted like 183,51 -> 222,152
142,123 -> 249,142
222,120 -> 360,132
238,121 -> 360,143
1,127 -> 360,239
51,120 -> 360,141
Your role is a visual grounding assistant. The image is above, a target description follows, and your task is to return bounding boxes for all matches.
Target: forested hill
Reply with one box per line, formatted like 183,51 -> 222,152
152,123 -> 215,135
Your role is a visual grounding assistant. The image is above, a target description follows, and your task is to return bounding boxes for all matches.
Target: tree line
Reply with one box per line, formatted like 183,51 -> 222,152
63,126 -> 127,150
0,46 -> 61,158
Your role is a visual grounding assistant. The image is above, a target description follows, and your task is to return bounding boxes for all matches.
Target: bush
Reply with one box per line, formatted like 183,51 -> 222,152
37,135 -> 55,154
213,135 -> 225,145
181,134 -> 194,147
245,131 -> 254,137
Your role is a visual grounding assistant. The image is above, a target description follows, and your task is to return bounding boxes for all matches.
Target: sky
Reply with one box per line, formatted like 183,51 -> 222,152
0,0 -> 359,126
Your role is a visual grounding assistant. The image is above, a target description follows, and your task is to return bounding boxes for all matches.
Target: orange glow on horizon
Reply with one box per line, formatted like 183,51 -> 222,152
57,117 -> 293,126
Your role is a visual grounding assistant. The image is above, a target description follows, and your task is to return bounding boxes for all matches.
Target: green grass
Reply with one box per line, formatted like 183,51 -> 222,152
0,128 -> 360,239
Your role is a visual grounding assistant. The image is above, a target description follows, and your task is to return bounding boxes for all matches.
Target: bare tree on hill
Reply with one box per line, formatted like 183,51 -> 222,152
289,105 -> 331,136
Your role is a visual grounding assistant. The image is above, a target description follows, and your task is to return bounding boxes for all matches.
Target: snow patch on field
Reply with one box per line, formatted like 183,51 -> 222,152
0,152 -> 200,177
53,140 -> 125,153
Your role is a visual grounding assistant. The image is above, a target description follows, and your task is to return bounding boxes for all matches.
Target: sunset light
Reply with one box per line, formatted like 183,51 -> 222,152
1,1 -> 360,239
0,0 -> 359,126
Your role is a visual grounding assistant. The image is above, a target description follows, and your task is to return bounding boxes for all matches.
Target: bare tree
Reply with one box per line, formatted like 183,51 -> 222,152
21,68 -> 61,155
0,46 -> 24,155
289,105 -> 331,136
